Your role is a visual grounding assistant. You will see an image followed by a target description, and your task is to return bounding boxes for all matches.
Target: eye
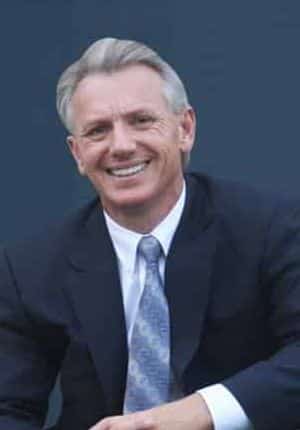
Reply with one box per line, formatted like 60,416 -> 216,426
86,124 -> 111,140
131,114 -> 156,128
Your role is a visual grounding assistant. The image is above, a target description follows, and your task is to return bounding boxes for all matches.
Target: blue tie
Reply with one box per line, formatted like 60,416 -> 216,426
123,235 -> 170,413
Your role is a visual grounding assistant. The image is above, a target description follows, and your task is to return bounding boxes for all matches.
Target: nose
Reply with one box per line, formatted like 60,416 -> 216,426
110,122 -> 136,158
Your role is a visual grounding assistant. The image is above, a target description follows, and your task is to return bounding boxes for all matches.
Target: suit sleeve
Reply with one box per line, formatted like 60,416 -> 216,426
0,247 -> 62,429
223,201 -> 300,430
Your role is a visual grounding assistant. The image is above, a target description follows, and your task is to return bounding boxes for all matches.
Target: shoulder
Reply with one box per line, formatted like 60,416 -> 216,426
185,172 -> 300,250
187,171 -> 300,219
2,197 -> 101,269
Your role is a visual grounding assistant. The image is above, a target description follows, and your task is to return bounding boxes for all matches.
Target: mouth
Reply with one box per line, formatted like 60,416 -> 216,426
107,161 -> 149,178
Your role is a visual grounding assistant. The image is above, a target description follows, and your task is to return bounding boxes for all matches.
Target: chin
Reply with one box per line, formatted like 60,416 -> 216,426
103,190 -> 156,213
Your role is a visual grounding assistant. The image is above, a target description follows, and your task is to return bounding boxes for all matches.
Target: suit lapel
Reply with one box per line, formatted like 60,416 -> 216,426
166,175 -> 218,384
64,201 -> 127,414
63,173 -> 217,409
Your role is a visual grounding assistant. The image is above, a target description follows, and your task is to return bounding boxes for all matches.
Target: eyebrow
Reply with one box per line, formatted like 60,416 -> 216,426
82,118 -> 110,131
80,108 -> 157,133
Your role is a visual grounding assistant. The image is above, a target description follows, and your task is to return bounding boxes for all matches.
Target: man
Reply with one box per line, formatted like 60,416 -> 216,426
0,38 -> 299,430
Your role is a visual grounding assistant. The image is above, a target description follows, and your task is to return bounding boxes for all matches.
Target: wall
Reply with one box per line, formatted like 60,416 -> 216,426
0,1 -> 299,426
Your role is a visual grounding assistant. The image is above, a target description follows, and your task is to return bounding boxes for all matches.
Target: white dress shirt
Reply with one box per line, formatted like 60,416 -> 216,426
103,183 -> 253,430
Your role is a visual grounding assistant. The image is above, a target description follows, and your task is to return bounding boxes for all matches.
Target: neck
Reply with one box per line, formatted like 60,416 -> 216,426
103,181 -> 184,234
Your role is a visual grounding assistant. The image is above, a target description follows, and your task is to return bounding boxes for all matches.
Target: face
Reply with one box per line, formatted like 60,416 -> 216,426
67,65 -> 195,227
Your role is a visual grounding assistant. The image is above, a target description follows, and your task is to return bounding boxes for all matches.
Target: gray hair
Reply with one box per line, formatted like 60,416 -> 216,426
57,37 -> 190,131
56,37 -> 191,166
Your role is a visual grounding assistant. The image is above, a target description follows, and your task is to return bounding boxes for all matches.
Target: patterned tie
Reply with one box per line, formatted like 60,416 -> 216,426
123,235 -> 170,413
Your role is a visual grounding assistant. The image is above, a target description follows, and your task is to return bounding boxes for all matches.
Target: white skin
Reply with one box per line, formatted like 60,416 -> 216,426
67,64 -> 195,233
67,65 -> 213,429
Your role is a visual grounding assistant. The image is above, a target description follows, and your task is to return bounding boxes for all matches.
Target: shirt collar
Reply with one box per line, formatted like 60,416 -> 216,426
104,182 -> 186,273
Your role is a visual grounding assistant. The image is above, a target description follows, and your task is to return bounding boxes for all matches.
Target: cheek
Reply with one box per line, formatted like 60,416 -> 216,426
81,146 -> 107,170
159,146 -> 182,173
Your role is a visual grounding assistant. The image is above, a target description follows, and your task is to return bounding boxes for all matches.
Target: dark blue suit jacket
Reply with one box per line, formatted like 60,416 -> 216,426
0,173 -> 299,430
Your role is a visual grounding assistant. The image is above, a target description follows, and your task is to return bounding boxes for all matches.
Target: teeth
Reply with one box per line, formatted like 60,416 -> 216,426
110,163 -> 147,177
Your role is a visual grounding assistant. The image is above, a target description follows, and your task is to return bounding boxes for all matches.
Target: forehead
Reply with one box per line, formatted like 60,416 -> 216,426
71,64 -> 168,119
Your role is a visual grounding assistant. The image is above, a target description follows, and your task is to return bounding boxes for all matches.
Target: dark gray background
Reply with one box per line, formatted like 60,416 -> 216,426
0,1 -> 299,426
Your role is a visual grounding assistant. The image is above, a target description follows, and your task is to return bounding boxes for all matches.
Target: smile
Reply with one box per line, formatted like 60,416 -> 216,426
108,162 -> 148,178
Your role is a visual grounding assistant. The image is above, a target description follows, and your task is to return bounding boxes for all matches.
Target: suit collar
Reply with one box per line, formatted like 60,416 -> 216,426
64,173 -> 218,407
166,174 -> 218,385
65,201 -> 128,414
67,199 -> 115,271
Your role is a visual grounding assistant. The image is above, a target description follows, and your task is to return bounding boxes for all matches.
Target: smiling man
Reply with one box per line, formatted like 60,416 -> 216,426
66,64 -> 194,232
0,38 -> 299,430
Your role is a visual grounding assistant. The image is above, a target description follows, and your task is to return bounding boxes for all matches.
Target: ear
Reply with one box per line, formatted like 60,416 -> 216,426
178,107 -> 196,154
66,135 -> 86,175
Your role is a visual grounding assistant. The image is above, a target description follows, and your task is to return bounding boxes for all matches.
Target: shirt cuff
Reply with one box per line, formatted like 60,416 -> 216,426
198,384 -> 254,430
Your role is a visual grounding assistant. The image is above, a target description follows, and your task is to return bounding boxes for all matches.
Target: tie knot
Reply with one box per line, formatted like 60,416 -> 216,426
138,235 -> 162,265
